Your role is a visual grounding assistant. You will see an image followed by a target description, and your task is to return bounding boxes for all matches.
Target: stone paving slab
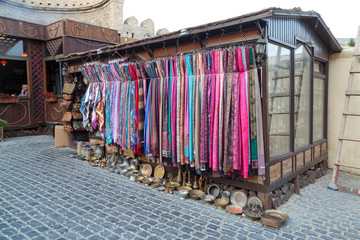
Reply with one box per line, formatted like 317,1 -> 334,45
0,135 -> 359,240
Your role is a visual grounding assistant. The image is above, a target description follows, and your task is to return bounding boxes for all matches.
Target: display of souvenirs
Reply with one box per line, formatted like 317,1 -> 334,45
61,76 -> 87,133
79,48 -> 265,178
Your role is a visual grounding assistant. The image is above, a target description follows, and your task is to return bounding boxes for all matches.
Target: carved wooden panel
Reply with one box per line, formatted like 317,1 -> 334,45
270,162 -> 281,183
296,152 -> 304,170
46,38 -> 62,56
282,157 -> 292,177
0,18 -> 45,40
45,100 -> 65,123
0,100 -> 31,127
305,149 -> 312,164
29,40 -> 44,121
46,21 -> 64,39
64,20 -> 120,44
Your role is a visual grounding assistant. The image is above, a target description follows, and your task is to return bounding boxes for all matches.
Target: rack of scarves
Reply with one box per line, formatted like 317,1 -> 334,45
80,47 -> 265,179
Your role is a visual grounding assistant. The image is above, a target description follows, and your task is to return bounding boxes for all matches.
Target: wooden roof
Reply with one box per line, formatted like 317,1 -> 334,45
58,7 -> 342,62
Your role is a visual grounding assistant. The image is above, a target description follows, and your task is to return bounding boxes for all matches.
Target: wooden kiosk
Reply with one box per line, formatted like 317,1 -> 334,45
59,8 -> 342,209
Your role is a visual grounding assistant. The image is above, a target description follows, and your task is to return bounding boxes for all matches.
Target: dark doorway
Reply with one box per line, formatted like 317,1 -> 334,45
45,60 -> 62,95
0,59 -> 27,96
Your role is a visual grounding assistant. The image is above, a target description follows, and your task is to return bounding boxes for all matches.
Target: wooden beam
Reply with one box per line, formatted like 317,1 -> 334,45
194,34 -> 205,48
142,45 -> 153,58
267,155 -> 327,193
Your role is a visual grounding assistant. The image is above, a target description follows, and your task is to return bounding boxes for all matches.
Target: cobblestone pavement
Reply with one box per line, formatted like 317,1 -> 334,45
0,136 -> 359,240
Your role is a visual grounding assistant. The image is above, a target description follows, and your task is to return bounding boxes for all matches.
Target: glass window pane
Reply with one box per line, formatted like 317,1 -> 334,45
294,46 -> 311,149
267,43 -> 291,157
313,77 -> 325,141
314,61 -> 325,74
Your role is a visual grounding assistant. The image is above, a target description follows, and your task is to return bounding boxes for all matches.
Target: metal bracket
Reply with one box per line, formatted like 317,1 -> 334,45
256,20 -> 264,38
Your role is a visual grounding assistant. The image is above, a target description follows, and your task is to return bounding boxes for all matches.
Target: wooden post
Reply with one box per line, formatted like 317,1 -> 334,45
293,175 -> 300,195
257,192 -> 273,210
309,171 -> 316,184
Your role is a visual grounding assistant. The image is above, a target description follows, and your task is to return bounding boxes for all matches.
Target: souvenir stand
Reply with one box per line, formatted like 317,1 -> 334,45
60,66 -> 90,146
0,16 -> 120,137
59,8 -> 341,211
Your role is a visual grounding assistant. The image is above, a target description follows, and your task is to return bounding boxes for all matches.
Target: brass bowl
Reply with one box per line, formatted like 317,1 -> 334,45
189,190 -> 205,200
177,186 -> 192,191
264,210 -> 289,222
214,199 -> 229,209
201,194 -> 216,204
178,190 -> 189,199
135,176 -> 144,183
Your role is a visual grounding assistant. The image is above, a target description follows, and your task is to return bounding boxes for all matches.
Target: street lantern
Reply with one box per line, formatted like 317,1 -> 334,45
62,65 -> 68,76
255,38 -> 267,61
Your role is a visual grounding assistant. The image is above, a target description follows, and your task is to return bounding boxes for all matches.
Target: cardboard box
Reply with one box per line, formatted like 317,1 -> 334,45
55,125 -> 70,147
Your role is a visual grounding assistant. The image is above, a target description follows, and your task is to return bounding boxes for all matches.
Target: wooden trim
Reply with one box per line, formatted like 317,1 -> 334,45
310,52 -> 314,144
268,36 -> 296,49
324,61 -> 328,139
263,40 -> 270,186
212,177 -> 268,193
314,72 -> 326,79
268,141 -> 323,167
25,41 -> 34,125
312,139 -> 327,146
43,59 -> 47,95
290,47 -> 295,152
26,59 -> 31,99
267,154 -> 327,193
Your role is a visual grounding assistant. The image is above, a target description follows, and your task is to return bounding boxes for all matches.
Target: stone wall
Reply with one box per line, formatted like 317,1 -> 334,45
1,0 -> 106,9
0,0 -> 169,39
0,0 -> 124,31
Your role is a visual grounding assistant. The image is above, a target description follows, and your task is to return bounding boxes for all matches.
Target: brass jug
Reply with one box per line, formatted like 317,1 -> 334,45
198,175 -> 204,191
193,175 -> 199,189
182,170 -> 187,186
176,168 -> 182,183
186,171 -> 192,187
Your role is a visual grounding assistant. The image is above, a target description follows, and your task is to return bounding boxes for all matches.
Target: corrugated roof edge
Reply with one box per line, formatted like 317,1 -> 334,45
271,8 -> 342,53
57,7 -> 341,62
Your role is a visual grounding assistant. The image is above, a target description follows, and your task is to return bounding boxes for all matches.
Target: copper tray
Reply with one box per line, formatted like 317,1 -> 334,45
141,164 -> 152,177
154,165 -> 165,179
247,196 -> 263,209
230,190 -> 247,208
